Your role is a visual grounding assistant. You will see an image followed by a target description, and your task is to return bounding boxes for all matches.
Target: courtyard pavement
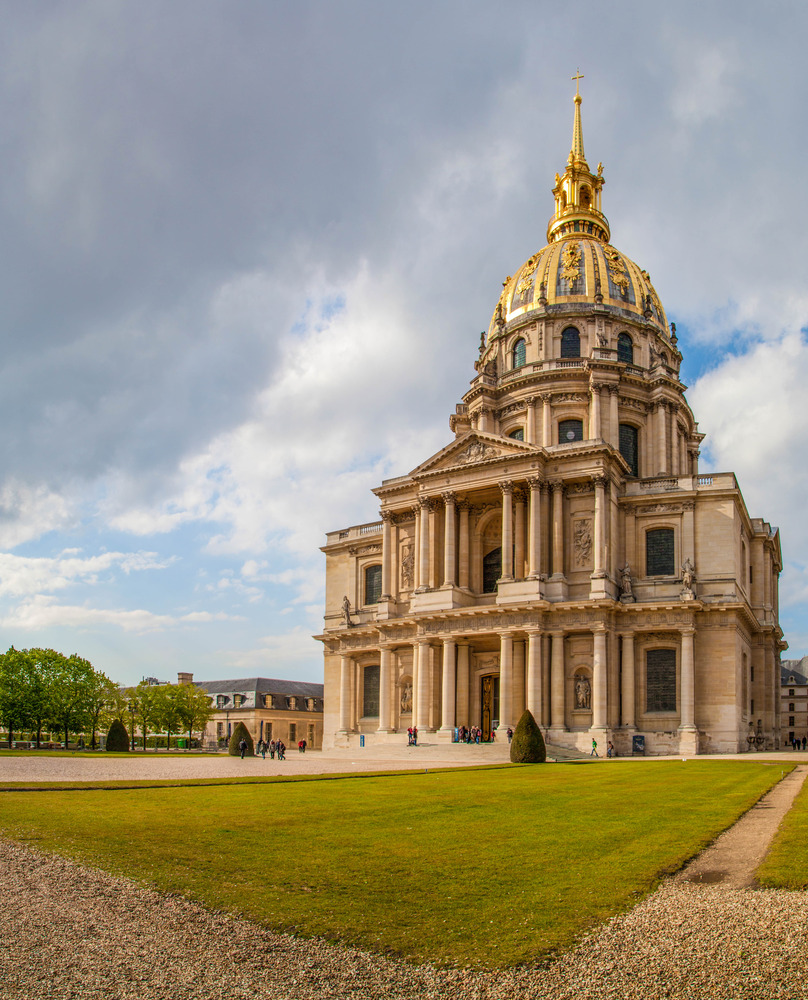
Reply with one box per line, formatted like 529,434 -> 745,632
1,743 -> 807,783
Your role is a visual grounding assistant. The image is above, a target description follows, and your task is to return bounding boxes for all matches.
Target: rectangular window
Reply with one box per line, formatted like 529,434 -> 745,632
216,722 -> 224,738
619,424 -> 639,477
363,664 -> 380,717
307,723 -> 315,747
364,564 -> 382,604
646,528 -> 675,576
289,723 -> 296,743
790,703 -> 795,712
789,716 -> 795,726
265,722 -> 272,740
646,648 -> 676,712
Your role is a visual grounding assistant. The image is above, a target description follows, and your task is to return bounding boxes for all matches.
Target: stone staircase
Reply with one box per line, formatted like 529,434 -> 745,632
320,739 -> 592,765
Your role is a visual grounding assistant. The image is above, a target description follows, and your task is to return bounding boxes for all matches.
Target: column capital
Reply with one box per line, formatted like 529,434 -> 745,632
526,395 -> 539,408
540,392 -> 552,403
679,625 -> 697,636
549,479 -> 565,494
456,498 -> 472,513
500,480 -> 514,495
513,486 -> 527,504
380,509 -> 394,523
592,474 -> 609,490
591,623 -> 608,634
527,476 -> 543,492
417,495 -> 431,511
442,491 -> 457,505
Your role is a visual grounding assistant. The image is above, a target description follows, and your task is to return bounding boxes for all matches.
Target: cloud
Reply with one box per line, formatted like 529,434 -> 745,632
0,596 -> 243,634
0,549 -> 171,598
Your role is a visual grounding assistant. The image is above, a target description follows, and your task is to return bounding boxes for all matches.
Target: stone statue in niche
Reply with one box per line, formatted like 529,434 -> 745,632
400,682 -> 413,714
573,519 -> 592,568
574,674 -> 591,710
620,563 -> 635,603
341,595 -> 353,627
681,558 -> 696,599
400,542 -> 414,590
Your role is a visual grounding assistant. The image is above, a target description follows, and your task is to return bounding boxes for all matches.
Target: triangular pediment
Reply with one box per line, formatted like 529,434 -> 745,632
410,431 -> 537,477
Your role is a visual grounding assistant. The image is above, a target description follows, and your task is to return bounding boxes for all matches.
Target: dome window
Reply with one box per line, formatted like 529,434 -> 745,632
560,327 -> 581,358
558,419 -> 583,444
364,564 -> 382,604
508,428 -> 524,441
511,338 -> 526,369
617,332 -> 634,364
619,424 -> 639,477
483,547 -> 502,593
646,528 -> 675,576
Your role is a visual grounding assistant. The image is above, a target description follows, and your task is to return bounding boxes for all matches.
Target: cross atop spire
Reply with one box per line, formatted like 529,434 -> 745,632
570,70 -> 586,164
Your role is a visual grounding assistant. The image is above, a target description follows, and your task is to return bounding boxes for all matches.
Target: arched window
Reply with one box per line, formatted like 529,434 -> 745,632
483,547 -> 501,594
617,332 -> 633,364
364,564 -> 382,604
646,528 -> 675,576
508,428 -> 524,441
580,185 -> 591,210
558,419 -> 583,444
646,649 -> 676,712
619,424 -> 639,477
512,338 -> 526,369
362,665 -> 380,717
561,327 -> 581,358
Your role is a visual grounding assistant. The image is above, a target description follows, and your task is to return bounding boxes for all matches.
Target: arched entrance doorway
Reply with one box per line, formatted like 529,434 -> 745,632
480,674 -> 500,738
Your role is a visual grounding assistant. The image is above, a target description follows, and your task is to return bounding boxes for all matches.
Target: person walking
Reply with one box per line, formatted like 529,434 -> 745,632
239,737 -> 247,760
590,737 -> 599,757
269,739 -> 276,759
506,727 -> 513,744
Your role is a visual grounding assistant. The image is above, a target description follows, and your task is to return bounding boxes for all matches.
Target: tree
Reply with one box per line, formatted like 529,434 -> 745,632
228,721 -> 254,756
132,682 -> 160,751
105,718 -> 130,752
21,649 -> 61,748
176,684 -> 214,748
509,709 -> 547,763
0,647 -> 33,745
48,654 -> 94,748
83,670 -> 118,750
152,684 -> 183,750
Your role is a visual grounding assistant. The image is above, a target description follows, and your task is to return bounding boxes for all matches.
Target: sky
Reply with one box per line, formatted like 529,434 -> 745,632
0,0 -> 807,686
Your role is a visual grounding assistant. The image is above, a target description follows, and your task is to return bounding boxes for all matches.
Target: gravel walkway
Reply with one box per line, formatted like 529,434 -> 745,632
2,762 -> 807,999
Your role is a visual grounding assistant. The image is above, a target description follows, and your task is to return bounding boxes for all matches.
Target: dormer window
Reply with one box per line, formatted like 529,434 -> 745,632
287,696 -> 298,710
265,694 -> 274,709
216,695 -> 228,709
508,428 -> 524,441
306,698 -> 316,711
233,694 -> 245,708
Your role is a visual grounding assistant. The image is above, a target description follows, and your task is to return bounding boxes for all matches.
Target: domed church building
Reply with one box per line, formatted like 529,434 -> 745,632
316,82 -> 785,755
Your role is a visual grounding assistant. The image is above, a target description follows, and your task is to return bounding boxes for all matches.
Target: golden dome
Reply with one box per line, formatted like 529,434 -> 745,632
489,236 -> 669,335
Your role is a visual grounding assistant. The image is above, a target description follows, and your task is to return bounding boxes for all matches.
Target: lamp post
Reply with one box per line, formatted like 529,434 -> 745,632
128,700 -> 136,752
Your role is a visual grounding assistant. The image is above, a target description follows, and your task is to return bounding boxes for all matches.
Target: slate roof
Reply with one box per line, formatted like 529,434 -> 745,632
781,659 -> 808,685
194,677 -> 323,697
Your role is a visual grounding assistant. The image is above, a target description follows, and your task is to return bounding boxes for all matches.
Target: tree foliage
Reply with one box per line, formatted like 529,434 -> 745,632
228,721 -> 254,756
106,718 -> 130,752
509,709 -> 547,763
175,684 -> 214,745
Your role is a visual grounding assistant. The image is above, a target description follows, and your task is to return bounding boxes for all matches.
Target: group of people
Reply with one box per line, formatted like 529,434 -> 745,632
407,726 -> 418,746
252,738 -> 286,760
456,726 -> 494,744
790,736 -> 807,751
590,739 -> 617,757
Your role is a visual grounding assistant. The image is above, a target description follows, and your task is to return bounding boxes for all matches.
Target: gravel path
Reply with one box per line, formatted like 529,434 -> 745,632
2,762 -> 807,999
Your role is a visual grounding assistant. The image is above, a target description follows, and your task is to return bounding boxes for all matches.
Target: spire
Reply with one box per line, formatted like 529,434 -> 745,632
547,74 -> 610,245
570,69 -> 586,164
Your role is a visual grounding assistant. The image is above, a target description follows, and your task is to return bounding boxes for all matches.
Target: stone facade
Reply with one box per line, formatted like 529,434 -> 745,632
194,676 -> 324,749
316,86 -> 785,756
781,660 -> 808,747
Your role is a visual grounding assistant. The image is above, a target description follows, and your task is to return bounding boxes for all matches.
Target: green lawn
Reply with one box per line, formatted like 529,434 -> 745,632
756,769 -> 808,889
0,761 -> 785,968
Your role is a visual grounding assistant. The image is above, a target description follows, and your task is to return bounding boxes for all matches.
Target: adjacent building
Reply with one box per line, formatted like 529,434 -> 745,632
781,658 -> 808,747
316,84 -> 785,755
190,675 -> 325,749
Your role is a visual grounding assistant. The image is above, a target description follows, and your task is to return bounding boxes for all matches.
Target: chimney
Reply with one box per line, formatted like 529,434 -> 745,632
177,672 -> 193,685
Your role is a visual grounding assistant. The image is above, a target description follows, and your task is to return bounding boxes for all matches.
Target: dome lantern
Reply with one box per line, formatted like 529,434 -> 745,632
547,72 -> 610,245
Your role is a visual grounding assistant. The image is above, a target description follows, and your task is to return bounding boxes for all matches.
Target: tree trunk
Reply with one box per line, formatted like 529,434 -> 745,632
36,724 -> 42,749
64,723 -> 69,749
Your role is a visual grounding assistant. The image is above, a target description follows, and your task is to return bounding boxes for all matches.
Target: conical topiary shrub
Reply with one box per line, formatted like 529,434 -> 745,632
106,718 -> 130,752
228,721 -> 254,756
509,709 -> 546,763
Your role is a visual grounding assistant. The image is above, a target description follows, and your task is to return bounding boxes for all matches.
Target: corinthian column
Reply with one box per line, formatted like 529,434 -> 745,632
500,482 -> 514,582
380,511 -> 394,600
526,396 -> 537,444
458,501 -> 470,589
550,481 -> 565,579
499,633 -> 513,730
656,401 -> 668,475
621,632 -> 635,728
680,627 -> 696,731
526,629 -> 542,719
589,382 -> 602,440
550,632 -> 565,731
592,627 -> 608,730
442,493 -> 456,587
416,497 -> 430,592
527,478 -> 543,579
378,647 -> 392,732
339,656 -> 352,733
514,489 -> 526,580
609,386 -> 620,447
415,640 -> 431,730
542,394 -> 552,447
439,638 -> 456,733
592,476 -> 607,580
